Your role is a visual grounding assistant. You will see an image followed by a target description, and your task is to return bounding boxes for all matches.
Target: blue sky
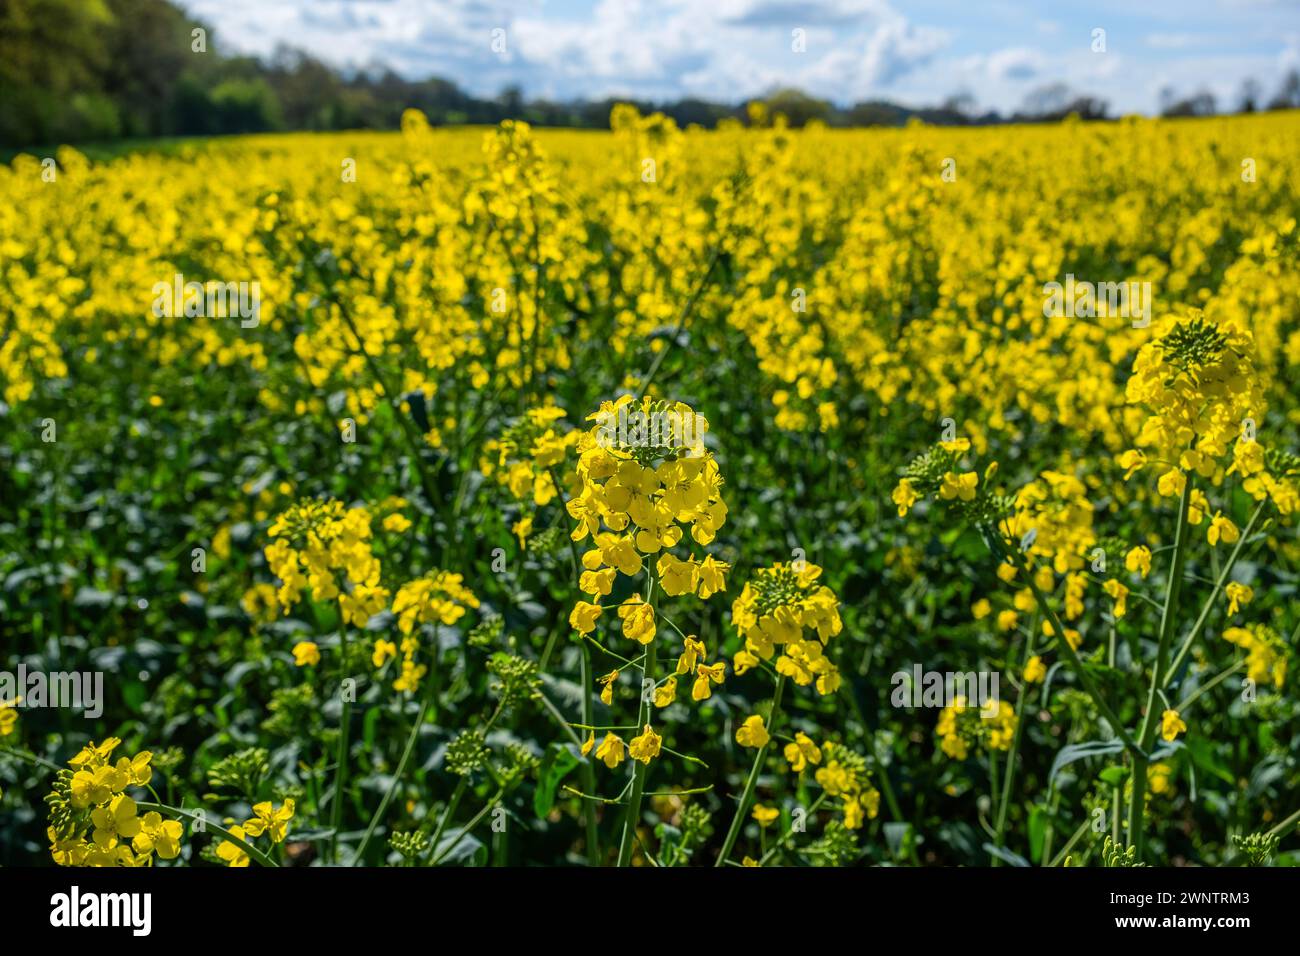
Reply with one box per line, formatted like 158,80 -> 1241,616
176,0 -> 1300,114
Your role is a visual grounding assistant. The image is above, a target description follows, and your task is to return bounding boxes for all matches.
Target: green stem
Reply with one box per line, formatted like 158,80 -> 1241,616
1128,476 -> 1192,859
329,626 -> 354,864
430,777 -> 468,852
715,673 -> 786,867
538,630 -> 560,671
1040,788 -> 1062,864
1009,546 -> 1138,753
547,462 -> 601,864
616,634 -> 658,866
1047,817 -> 1091,867
875,758 -> 905,822
1266,805 -> 1300,839
0,745 -> 61,772
992,620 -> 1037,864
988,752 -> 1000,831
351,695 -> 430,865
536,692 -> 584,747
1163,499 -> 1267,685
1175,659 -> 1245,712
579,642 -> 601,864
430,787 -> 507,866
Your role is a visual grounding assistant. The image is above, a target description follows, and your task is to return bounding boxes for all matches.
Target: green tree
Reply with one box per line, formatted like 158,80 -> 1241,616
0,0 -> 115,144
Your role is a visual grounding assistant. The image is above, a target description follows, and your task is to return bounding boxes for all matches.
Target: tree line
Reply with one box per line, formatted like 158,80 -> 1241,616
3,0 -> 1298,149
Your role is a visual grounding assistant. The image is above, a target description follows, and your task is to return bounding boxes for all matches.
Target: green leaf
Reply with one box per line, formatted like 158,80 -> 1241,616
1183,736 -> 1233,785
950,526 -> 986,561
363,707 -> 380,751
1049,739 -> 1126,789
120,679 -> 147,713
1099,766 -> 1130,787
533,742 -> 580,818
983,842 -> 1030,867
1028,805 -> 1047,863
432,832 -> 482,865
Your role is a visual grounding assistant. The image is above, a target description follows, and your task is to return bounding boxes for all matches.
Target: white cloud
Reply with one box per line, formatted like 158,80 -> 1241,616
509,0 -> 948,102
713,0 -> 893,27
860,16 -> 949,86
985,47 -> 1045,80
171,0 -> 1300,115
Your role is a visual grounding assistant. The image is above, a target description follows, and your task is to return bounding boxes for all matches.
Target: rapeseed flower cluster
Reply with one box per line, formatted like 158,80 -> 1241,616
385,572 -> 481,693
44,739 -> 182,867
265,498 -> 385,621
567,395 -> 729,642
731,561 -> 843,695
1116,312 -> 1278,538
1221,624 -> 1289,689
481,405 -> 579,508
216,801 -> 296,867
935,698 -> 1018,761
782,737 -> 882,830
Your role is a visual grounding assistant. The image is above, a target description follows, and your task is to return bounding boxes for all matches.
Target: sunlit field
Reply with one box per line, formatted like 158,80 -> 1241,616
2,107 -> 1299,869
